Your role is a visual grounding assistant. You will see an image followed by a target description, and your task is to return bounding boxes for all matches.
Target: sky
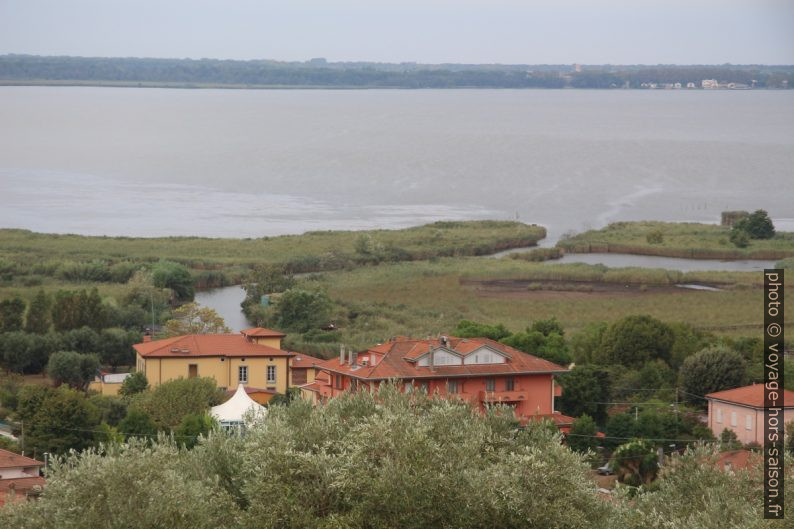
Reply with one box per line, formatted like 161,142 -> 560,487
0,0 -> 792,64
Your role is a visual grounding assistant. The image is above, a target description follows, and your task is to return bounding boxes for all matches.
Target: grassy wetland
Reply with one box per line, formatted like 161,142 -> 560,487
2,219 -> 788,355
289,256 -> 788,352
0,220 -> 544,299
557,220 -> 794,259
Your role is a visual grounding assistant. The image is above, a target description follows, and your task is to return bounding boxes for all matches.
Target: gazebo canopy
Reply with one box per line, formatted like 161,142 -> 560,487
211,384 -> 266,426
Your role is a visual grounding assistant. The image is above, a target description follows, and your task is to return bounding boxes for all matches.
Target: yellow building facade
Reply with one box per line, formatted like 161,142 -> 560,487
134,329 -> 293,394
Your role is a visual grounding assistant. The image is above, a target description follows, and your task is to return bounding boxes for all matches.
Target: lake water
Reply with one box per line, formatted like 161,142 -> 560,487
1,87 -> 792,241
194,286 -> 250,332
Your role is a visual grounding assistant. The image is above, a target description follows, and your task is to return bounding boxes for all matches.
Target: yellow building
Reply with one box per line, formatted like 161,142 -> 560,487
134,328 -> 293,395
88,373 -> 130,396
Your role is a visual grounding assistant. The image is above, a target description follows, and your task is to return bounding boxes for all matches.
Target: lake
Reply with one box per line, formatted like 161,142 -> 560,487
1,87 -> 792,241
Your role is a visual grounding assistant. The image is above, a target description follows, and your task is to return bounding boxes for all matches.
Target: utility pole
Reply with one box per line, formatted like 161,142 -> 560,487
150,292 -> 156,333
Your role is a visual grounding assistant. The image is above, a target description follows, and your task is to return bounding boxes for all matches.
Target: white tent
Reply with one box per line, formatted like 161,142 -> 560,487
211,384 -> 267,430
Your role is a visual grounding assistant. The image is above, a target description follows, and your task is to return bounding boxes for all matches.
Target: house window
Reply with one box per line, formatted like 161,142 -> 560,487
505,377 -> 514,391
448,380 -> 459,394
188,364 -> 198,378
334,374 -> 343,390
267,365 -> 277,384
716,408 -> 723,423
238,366 -> 248,384
404,381 -> 414,393
485,378 -> 496,392
746,415 -> 753,431
419,381 -> 430,393
730,412 -> 737,427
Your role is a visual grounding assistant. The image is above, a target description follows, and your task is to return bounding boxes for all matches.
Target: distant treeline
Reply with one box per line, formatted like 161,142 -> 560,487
1,55 -> 791,89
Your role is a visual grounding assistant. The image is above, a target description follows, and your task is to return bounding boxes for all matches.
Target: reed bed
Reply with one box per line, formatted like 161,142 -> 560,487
557,221 -> 794,259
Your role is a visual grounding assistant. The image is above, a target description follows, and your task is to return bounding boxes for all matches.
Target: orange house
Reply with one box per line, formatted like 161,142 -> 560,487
305,336 -> 572,428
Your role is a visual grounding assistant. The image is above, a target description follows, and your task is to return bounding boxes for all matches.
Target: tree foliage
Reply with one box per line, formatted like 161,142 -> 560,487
610,439 -> 659,486
595,315 -> 675,368
117,409 -> 157,441
2,386 -> 612,529
501,330 -> 571,366
272,288 -> 332,333
119,371 -> 149,397
46,351 -> 100,390
613,445 -> 786,528
24,290 -> 51,333
732,209 -> 775,240
130,376 -> 224,430
0,296 -> 25,333
453,319 -> 511,340
568,414 -> 600,453
51,288 -> 106,331
152,259 -> 195,302
243,263 -> 295,302
163,302 -> 230,336
15,385 -> 97,455
174,412 -> 216,449
679,345 -> 748,404
98,327 -> 140,368
557,365 -> 612,424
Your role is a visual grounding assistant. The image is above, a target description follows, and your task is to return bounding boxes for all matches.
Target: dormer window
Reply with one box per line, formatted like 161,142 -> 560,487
417,349 -> 462,367
463,346 -> 508,365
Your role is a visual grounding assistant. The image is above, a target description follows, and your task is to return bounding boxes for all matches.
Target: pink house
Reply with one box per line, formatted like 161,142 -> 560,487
706,385 -> 794,445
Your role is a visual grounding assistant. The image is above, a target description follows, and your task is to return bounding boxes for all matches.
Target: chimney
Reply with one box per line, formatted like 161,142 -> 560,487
339,344 -> 346,365
143,335 -> 152,343
351,349 -> 358,367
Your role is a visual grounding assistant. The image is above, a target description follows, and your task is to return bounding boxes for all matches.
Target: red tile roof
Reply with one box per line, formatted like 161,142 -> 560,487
241,327 -> 286,338
705,384 -> 794,408
299,380 -> 326,393
0,476 -> 45,491
291,353 -> 325,369
715,450 -> 761,472
134,334 -> 292,358
316,336 -> 567,381
525,412 -> 576,427
0,449 -> 43,470
224,386 -> 277,398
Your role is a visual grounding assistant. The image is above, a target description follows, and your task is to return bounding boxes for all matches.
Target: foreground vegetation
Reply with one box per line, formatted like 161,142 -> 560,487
2,387 -> 790,529
557,220 -> 794,259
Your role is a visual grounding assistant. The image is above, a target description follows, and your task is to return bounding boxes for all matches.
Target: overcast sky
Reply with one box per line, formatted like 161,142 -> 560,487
0,0 -> 792,64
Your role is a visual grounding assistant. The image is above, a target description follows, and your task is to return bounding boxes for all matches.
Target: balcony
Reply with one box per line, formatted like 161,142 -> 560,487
479,389 -> 528,403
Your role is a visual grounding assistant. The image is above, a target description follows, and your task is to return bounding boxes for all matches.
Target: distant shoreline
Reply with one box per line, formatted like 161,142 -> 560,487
2,55 -> 791,90
1,79 -> 791,91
